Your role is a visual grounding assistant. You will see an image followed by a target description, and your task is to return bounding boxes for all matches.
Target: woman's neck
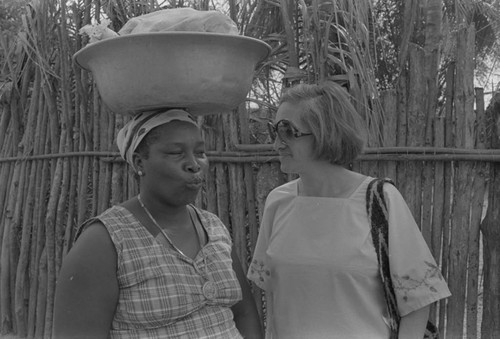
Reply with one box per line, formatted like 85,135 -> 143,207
137,193 -> 190,230
297,164 -> 366,198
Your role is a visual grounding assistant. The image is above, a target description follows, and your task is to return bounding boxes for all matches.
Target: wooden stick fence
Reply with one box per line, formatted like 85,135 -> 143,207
1,147 -> 500,164
0,1 -> 498,339
0,95 -> 498,338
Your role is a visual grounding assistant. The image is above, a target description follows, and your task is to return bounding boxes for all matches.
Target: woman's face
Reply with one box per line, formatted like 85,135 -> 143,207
137,120 -> 208,207
273,101 -> 315,174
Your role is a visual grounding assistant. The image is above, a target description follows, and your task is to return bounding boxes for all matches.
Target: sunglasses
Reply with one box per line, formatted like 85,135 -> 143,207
267,119 -> 312,144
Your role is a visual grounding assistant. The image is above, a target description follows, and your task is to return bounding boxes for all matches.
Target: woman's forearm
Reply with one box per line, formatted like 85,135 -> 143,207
231,248 -> 264,339
398,305 -> 430,339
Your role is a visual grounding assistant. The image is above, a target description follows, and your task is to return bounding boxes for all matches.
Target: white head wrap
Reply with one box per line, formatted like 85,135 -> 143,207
116,109 -> 197,167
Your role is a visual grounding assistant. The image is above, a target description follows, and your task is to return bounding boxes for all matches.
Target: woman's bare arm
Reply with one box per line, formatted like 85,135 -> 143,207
52,223 -> 119,339
230,249 -> 264,339
398,305 -> 430,339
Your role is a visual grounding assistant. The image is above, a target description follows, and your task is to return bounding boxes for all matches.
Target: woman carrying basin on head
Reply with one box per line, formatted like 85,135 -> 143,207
53,109 -> 263,339
247,81 -> 451,339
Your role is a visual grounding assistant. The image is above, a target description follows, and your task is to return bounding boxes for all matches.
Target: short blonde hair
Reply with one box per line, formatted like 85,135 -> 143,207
279,81 -> 366,166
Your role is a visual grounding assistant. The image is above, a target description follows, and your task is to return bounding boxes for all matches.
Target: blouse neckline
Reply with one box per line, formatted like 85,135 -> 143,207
115,204 -> 210,262
294,176 -> 371,200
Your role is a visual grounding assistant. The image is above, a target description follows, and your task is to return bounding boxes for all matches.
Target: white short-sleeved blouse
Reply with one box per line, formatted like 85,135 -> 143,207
248,177 -> 451,339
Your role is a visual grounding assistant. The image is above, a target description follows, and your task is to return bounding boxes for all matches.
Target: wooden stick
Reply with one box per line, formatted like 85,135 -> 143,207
3,146 -> 500,164
202,115 -> 219,214
15,160 -> 34,337
43,153 -> 65,339
28,146 -> 50,338
232,143 -> 500,155
0,159 -> 18,333
216,114 -> 230,227
35,248 -> 48,338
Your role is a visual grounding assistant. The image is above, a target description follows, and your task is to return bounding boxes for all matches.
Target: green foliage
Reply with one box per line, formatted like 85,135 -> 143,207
373,0 -> 500,91
372,0 -> 402,90
0,0 -> 27,41
471,1 -> 500,84
0,0 -> 28,82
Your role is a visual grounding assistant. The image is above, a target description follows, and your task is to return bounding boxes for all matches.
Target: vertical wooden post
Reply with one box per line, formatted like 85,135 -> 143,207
446,24 -> 476,339
480,92 -> 500,339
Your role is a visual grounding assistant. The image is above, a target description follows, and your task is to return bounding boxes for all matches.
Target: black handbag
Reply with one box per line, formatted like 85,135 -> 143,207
366,178 -> 439,339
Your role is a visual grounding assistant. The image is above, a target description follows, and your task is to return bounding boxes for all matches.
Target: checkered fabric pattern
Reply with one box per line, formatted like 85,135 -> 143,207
78,205 -> 243,339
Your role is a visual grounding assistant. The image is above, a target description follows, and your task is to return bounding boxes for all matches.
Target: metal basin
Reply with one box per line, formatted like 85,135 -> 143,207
73,32 -> 271,115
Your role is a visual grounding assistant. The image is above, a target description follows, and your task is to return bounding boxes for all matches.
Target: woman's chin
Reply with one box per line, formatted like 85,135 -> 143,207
279,161 -> 295,174
172,191 -> 201,206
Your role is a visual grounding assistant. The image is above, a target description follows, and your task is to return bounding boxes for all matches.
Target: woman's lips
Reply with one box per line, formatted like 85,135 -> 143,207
185,177 -> 203,189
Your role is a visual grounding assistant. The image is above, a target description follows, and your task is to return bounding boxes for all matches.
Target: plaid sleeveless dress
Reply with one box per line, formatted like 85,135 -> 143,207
78,205 -> 243,339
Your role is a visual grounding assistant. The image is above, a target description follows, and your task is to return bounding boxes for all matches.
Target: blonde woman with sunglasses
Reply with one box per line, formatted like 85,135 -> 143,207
248,82 -> 450,339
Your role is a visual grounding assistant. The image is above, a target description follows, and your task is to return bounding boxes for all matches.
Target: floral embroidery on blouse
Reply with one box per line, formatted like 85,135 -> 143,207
392,261 -> 444,302
249,259 -> 271,284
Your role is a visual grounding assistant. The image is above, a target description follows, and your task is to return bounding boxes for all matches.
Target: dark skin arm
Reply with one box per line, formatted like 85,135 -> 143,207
230,248 -> 264,339
52,223 -> 119,339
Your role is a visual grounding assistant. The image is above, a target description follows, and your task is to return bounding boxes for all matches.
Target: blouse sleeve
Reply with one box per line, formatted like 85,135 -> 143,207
385,184 -> 451,316
247,191 -> 279,291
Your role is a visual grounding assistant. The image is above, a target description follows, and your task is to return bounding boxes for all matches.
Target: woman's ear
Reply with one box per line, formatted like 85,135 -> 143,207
132,152 -> 143,176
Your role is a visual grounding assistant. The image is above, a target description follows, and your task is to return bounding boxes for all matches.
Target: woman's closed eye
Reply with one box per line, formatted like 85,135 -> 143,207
164,150 -> 183,156
163,149 -> 206,158
195,150 -> 207,157
161,149 -> 186,159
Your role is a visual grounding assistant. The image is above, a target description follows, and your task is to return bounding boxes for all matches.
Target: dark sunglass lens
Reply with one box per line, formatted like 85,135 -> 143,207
277,121 -> 295,140
267,122 -> 277,141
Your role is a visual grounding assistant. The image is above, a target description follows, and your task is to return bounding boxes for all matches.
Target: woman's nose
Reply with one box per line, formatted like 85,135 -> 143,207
184,154 -> 202,173
273,137 -> 286,151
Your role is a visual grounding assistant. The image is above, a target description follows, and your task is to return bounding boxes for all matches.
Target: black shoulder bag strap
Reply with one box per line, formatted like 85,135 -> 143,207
366,178 -> 400,339
366,178 -> 438,339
